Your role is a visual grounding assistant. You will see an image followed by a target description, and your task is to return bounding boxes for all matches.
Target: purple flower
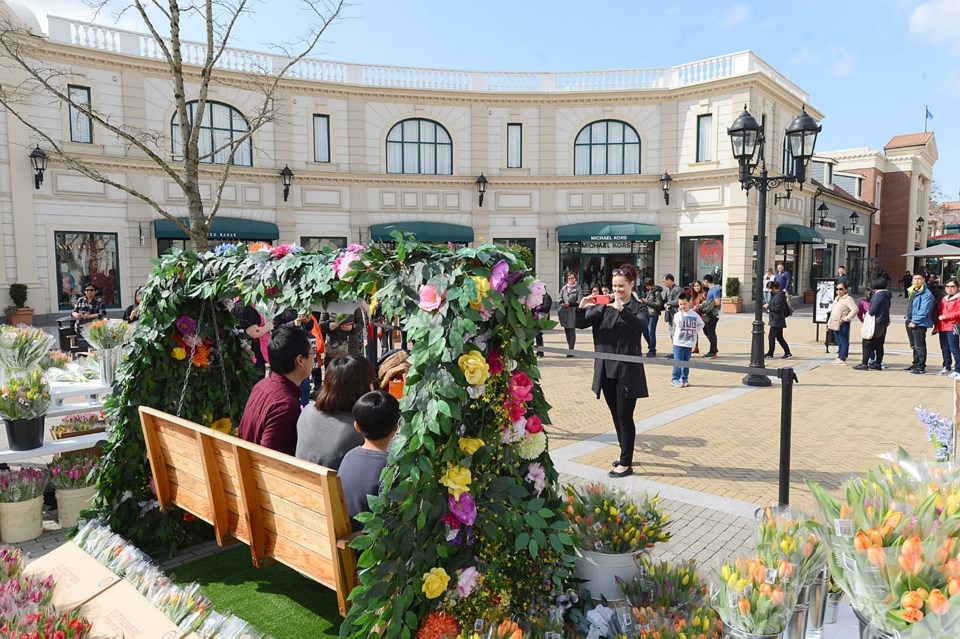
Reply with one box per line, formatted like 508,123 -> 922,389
490,260 -> 510,292
175,315 -> 197,335
448,491 -> 477,526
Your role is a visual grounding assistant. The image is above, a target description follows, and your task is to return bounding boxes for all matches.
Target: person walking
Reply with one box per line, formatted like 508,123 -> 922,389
700,274 -> 722,358
534,289 -> 553,357
905,273 -> 935,375
670,293 -> 704,388
579,263 -> 648,479
827,283 -> 858,365
934,278 -> 960,377
774,263 -> 792,296
642,278 -> 664,357
661,274 -> 681,359
763,281 -> 792,359
901,271 -> 912,298
854,277 -> 892,370
762,267 -> 775,305
557,272 -> 581,356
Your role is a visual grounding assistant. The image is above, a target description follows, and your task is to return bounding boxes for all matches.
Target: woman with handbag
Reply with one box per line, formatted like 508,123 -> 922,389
763,281 -> 792,359
579,263 -> 648,478
557,272 -> 581,356
934,278 -> 960,377
855,278 -> 891,371
827,283 -> 858,365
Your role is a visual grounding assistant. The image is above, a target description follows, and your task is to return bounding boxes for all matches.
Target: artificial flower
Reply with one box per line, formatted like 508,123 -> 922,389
457,566 -> 480,598
517,431 -> 547,460
448,492 -> 477,526
213,243 -> 237,255
440,465 -> 472,500
505,399 -> 526,422
466,384 -> 486,399
490,260 -> 510,292
469,332 -> 488,351
175,315 -> 197,335
418,284 -> 445,312
495,620 -> 522,639
524,278 -> 547,309
211,418 -> 232,433
421,567 -> 450,599
191,344 -> 210,368
525,415 -> 543,434
526,462 -> 546,496
486,350 -> 504,375
248,241 -> 271,252
334,249 -> 362,281
469,276 -> 491,310
416,610 -> 459,639
458,437 -> 484,456
172,347 -> 186,360
508,371 -> 533,402
502,418 -> 526,444
458,351 -> 490,386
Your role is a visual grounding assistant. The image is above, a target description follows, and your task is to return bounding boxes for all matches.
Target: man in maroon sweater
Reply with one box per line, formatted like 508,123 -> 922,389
239,326 -> 313,455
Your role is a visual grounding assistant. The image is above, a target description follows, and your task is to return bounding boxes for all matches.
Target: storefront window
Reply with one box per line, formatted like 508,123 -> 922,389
55,231 -> 121,310
775,243 -> 798,293
846,246 -> 866,294
680,236 -> 723,288
493,238 -> 536,271
301,236 -> 347,252
810,244 -> 836,290
559,241 -> 654,293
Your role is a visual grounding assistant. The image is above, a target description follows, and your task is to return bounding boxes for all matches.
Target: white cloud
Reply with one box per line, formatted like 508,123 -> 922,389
910,0 -> 960,54
719,3 -> 751,28
788,45 -> 819,67
787,44 -> 853,77
942,70 -> 960,96
828,50 -> 854,77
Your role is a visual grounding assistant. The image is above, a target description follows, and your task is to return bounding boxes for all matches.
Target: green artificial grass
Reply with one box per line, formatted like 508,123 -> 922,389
171,545 -> 342,639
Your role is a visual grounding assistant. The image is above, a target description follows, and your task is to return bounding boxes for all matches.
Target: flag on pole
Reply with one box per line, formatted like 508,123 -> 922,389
926,107 -> 934,120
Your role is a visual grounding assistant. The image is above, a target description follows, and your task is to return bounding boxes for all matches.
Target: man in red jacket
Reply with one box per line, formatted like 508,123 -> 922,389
238,326 -> 314,455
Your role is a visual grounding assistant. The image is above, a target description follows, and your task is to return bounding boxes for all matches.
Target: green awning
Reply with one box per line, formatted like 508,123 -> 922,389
557,222 -> 661,242
152,217 -> 280,241
370,222 -> 474,243
776,224 -> 824,244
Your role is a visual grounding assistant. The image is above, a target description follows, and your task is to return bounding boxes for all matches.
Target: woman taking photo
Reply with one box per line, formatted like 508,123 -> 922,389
557,272 -> 581,356
579,263 -> 648,479
295,354 -> 375,470
827,282 -> 858,365
123,286 -> 144,324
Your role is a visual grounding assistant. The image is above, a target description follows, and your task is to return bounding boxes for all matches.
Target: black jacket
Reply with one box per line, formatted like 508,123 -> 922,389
644,286 -> 665,317
868,289 -> 892,326
583,297 -> 649,400
768,291 -> 789,329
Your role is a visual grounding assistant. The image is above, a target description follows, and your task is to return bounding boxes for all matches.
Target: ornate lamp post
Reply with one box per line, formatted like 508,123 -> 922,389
728,105 -> 822,386
476,173 -> 488,207
842,212 -> 860,234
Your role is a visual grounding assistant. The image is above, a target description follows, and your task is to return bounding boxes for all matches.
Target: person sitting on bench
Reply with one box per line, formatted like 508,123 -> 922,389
338,390 -> 399,531
238,326 -> 314,455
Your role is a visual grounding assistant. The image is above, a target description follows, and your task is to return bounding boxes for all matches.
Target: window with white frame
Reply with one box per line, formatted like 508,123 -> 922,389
696,114 -> 713,162
573,120 -> 641,175
313,114 -> 330,163
507,123 -> 522,168
781,136 -> 796,176
386,118 -> 453,174
68,85 -> 93,144
171,101 -> 252,166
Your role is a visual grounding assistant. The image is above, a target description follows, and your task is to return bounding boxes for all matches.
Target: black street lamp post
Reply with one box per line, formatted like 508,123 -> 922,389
728,105 -> 821,387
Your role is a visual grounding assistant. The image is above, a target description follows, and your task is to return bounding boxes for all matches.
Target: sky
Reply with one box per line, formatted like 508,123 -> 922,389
26,0 -> 960,203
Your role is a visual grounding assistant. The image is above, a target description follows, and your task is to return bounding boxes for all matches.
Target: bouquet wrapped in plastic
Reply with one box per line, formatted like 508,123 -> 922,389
755,505 -> 826,588
710,553 -> 798,635
0,325 -> 54,373
82,319 -> 133,350
563,483 -> 671,554
809,448 -> 960,638
0,369 -> 51,421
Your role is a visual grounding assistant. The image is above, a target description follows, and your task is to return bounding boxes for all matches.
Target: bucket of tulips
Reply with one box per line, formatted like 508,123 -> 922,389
82,319 -> 132,385
562,483 -> 671,603
49,452 -> 98,528
711,553 -> 799,639
0,325 -> 54,377
809,449 -> 960,639
0,467 -> 48,543
0,368 -> 52,451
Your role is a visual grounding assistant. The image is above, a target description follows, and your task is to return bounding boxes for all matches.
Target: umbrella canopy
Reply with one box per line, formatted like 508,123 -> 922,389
902,244 -> 960,257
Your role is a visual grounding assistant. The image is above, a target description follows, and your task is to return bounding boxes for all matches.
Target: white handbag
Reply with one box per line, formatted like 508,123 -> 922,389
861,312 -> 876,340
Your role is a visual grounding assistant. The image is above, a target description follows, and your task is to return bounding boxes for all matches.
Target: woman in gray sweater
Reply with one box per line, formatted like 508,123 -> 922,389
295,354 -> 376,470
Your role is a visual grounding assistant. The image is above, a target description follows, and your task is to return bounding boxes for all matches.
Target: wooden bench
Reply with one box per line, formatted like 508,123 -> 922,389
138,406 -> 358,615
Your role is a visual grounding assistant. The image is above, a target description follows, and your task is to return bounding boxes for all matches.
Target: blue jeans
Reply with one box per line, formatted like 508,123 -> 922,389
644,316 -> 659,354
833,322 -> 851,361
940,330 -> 960,370
672,345 -> 692,382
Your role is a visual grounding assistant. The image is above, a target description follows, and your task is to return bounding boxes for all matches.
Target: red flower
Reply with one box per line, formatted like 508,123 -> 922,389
486,350 -> 504,374
525,415 -> 543,434
416,611 -> 459,639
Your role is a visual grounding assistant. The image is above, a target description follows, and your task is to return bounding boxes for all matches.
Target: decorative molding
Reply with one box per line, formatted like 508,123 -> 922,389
568,193 -> 584,209
588,192 -> 605,209
610,192 -> 626,209
381,191 -> 398,208
242,186 -> 262,204
423,192 -> 440,209
302,188 -> 342,207
496,192 -> 533,209
443,192 -> 460,209
52,172 -> 106,196
402,192 -> 419,208
631,192 -> 648,209
684,187 -> 723,206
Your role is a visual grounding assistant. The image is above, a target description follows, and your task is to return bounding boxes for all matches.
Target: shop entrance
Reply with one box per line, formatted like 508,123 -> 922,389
560,240 -> 655,294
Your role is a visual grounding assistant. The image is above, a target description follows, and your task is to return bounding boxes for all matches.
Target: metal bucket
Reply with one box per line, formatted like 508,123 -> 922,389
784,583 -> 811,639
824,591 -> 842,625
97,346 -> 123,385
806,568 -> 830,635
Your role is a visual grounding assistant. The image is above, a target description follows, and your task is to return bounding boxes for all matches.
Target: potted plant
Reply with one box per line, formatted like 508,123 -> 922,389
562,483 -> 671,602
49,452 -> 98,528
4,283 -> 33,326
0,467 -> 48,543
0,369 -> 52,451
722,277 -> 743,314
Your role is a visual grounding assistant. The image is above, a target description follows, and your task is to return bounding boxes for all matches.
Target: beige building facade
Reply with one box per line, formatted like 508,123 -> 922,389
3,5 -> 827,319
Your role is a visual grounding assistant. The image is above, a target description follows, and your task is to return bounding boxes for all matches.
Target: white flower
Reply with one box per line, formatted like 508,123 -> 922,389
457,566 -> 480,598
526,462 -> 546,496
121,490 -> 133,502
501,418 -> 526,444
467,384 -> 486,399
445,527 -> 459,542
506,358 -> 518,372
470,333 -> 489,351
517,431 -> 547,460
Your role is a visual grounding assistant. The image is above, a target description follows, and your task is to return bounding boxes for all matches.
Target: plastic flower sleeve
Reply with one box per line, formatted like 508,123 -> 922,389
710,553 -> 798,635
755,505 -> 826,587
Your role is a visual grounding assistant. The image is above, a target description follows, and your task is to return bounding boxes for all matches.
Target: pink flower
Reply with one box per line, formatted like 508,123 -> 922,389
418,284 -> 445,312
525,415 -> 543,434
269,244 -> 291,258
457,566 -> 480,598
526,463 -> 546,496
334,250 -> 361,280
490,260 -> 510,293
346,243 -> 364,252
506,399 -> 526,422
524,279 -> 547,309
486,350 -> 504,375
508,371 -> 533,402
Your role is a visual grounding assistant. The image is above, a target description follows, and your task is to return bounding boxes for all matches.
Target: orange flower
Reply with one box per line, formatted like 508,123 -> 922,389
416,611 -> 459,639
495,620 -> 522,639
902,536 -> 923,558
948,576 -> 960,597
191,344 -> 210,368
867,547 -> 886,568
777,559 -> 795,580
247,241 -> 271,252
898,553 -> 924,576
854,531 -> 872,551
738,598 -> 751,615
770,588 -> 785,607
902,607 -> 924,623
901,591 -> 924,610
928,589 -> 949,615
759,582 -> 773,596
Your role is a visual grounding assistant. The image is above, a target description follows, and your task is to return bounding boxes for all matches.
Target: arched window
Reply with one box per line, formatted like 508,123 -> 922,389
574,120 -> 641,175
386,119 -> 453,174
171,101 -> 252,166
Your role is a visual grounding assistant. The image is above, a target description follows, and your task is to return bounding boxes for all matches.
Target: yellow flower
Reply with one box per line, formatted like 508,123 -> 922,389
458,350 -> 490,386
211,418 -> 232,434
458,437 -> 485,456
468,276 -> 491,310
421,567 -> 450,599
440,464 -> 472,500
172,347 -> 186,360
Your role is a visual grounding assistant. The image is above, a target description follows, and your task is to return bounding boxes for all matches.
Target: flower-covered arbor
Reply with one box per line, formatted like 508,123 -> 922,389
93,237 -> 574,637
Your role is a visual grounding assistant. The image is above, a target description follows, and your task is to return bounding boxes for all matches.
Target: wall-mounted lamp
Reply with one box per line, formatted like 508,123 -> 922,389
774,180 -> 794,205
546,228 -> 551,249
280,164 -> 294,202
815,202 -> 829,227
139,223 -> 145,247
842,211 -> 860,235
659,171 -> 672,205
916,216 -> 925,233
30,145 -> 48,190
476,173 -> 488,207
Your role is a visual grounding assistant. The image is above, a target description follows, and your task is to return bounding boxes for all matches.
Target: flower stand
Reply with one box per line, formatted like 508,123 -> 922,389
573,548 -> 641,602
56,485 -> 97,528
4,415 -> 45,451
0,495 -> 44,543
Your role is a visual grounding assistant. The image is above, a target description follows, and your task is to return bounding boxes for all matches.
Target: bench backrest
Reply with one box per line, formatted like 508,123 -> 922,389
138,406 -> 356,614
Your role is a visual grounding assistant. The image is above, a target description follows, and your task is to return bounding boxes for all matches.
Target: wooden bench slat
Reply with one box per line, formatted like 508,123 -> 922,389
197,432 -> 232,546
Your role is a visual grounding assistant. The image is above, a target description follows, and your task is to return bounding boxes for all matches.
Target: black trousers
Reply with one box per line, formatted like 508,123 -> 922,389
703,316 -> 719,354
767,327 -> 790,356
907,324 -> 928,370
600,377 -> 637,467
564,327 -> 577,349
861,323 -> 888,366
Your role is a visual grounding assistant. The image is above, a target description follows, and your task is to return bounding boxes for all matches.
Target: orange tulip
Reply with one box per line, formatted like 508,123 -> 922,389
867,528 -> 885,547
854,531 -> 872,551
759,582 -> 773,596
899,553 -> 924,576
738,598 -> 751,615
917,587 -> 930,599
883,510 -> 903,529
902,536 -> 923,558
777,559 -> 795,580
948,576 -> 960,597
770,588 -> 785,607
928,589 -> 949,615
901,591 -> 924,610
902,608 -> 924,623
867,547 -> 886,568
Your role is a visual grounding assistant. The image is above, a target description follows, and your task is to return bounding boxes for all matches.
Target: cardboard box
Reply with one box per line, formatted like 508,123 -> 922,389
23,542 -> 120,610
82,579 -> 186,639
